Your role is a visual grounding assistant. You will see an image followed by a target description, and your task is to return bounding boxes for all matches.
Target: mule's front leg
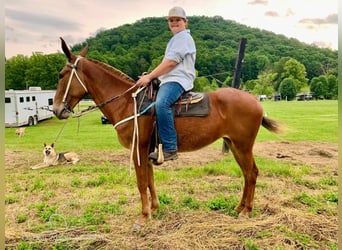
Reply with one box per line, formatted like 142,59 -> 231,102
133,180 -> 151,232
147,160 -> 159,213
131,153 -> 153,232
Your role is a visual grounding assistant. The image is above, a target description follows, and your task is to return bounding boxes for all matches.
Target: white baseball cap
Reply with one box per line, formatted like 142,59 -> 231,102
167,6 -> 187,19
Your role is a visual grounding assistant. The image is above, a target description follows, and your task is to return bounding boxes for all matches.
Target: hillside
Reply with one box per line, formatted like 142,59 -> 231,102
5,16 -> 337,93
73,16 -> 337,82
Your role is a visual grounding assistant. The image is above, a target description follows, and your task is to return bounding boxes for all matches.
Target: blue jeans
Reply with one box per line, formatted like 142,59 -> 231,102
155,82 -> 185,152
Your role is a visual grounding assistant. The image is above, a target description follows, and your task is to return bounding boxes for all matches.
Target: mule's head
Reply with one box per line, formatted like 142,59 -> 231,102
53,37 -> 89,119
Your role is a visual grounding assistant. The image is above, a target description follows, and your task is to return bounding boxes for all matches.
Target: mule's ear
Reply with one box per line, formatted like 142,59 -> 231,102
51,143 -> 55,148
79,43 -> 88,57
44,143 -> 46,147
60,37 -> 72,60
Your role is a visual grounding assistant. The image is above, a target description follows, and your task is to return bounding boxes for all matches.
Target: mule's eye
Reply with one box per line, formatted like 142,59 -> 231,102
58,73 -> 64,79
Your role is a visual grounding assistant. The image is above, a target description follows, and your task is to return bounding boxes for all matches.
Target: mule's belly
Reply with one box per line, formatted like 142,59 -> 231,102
175,117 -> 223,152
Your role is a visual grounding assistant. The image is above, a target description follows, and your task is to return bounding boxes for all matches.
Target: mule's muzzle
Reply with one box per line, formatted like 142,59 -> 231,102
53,102 -> 73,119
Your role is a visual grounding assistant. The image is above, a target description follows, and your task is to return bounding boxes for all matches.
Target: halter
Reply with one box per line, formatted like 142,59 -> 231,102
62,56 -> 88,103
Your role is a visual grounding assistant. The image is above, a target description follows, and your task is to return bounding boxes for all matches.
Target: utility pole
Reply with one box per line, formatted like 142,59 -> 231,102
232,38 -> 247,89
222,38 -> 247,153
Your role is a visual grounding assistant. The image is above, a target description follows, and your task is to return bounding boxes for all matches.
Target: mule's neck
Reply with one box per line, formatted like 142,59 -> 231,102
83,59 -> 137,125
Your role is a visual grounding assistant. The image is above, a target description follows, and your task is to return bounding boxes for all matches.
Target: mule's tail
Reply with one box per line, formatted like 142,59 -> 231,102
262,116 -> 281,134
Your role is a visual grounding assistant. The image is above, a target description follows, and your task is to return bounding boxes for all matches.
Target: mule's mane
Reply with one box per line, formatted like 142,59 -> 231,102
87,58 -> 136,83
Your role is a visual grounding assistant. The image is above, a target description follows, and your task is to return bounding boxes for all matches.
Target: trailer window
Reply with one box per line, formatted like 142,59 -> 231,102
48,98 -> 53,105
32,96 -> 36,101
19,97 -> 24,103
5,97 -> 11,103
26,96 -> 30,102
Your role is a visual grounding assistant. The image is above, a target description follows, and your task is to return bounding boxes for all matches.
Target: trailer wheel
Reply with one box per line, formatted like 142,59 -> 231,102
28,116 -> 34,126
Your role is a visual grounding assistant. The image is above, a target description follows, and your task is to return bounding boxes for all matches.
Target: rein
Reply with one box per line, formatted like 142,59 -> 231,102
72,84 -> 138,118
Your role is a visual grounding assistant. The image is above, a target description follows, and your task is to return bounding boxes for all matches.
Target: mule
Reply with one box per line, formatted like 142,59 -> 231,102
53,38 -> 280,230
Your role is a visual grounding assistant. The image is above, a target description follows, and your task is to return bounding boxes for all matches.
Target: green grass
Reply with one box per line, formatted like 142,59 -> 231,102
5,105 -> 121,152
257,100 -> 337,142
5,100 -> 338,249
5,100 -> 337,152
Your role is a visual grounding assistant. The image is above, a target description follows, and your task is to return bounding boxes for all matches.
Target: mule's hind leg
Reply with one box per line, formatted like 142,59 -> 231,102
230,143 -> 259,217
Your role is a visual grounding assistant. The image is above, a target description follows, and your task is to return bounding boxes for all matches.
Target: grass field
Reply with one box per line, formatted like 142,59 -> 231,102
5,100 -> 338,249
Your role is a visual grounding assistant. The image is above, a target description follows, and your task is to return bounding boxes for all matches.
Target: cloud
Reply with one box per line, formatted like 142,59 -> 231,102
264,11 -> 279,17
5,8 -> 82,32
5,7 -> 86,56
299,13 -> 338,26
324,14 -> 338,24
285,9 -> 295,17
248,0 -> 268,5
311,40 -> 333,49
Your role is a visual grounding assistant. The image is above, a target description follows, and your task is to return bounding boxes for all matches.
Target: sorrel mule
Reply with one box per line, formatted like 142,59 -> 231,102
53,38 -> 280,230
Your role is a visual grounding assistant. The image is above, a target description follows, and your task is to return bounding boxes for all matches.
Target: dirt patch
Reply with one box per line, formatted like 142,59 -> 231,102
5,141 -> 338,170
253,141 -> 338,169
5,141 -> 338,249
105,141 -> 338,169
147,140 -> 338,172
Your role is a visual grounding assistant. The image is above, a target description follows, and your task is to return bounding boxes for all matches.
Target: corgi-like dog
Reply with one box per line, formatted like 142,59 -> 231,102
15,127 -> 25,137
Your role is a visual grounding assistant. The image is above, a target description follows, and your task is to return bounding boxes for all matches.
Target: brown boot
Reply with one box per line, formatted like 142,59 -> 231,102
149,151 -> 178,164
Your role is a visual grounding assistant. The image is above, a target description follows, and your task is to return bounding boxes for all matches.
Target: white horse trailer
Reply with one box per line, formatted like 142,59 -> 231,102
5,87 -> 55,127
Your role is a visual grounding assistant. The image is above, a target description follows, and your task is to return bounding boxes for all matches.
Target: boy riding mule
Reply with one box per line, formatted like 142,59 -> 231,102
53,37 -> 280,231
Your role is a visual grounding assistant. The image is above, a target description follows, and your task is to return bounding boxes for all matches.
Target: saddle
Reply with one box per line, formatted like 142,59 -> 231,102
135,79 -> 211,157
137,79 -> 210,117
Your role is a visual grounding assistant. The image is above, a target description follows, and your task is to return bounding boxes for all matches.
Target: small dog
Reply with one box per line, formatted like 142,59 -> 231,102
16,127 -> 25,137
31,143 -> 79,170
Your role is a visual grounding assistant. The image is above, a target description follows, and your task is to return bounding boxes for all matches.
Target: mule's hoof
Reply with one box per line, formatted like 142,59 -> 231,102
238,208 -> 251,219
238,212 -> 249,219
132,223 -> 142,233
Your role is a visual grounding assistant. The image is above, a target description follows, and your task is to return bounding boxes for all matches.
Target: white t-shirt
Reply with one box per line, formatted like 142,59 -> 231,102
159,29 -> 196,91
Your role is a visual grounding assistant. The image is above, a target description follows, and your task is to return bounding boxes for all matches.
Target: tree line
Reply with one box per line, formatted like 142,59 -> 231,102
5,16 -> 338,100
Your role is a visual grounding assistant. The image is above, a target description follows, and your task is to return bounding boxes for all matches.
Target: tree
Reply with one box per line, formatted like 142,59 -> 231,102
326,74 -> 338,99
272,57 -> 309,92
5,55 -> 30,89
281,58 -> 308,92
310,75 -> 337,100
193,76 -> 210,92
210,78 -> 219,91
24,53 -> 65,90
310,76 -> 327,99
279,78 -> 297,100
245,71 -> 275,96
272,57 -> 291,91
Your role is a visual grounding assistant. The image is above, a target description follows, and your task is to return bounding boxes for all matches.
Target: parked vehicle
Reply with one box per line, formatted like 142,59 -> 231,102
5,87 -> 55,127
296,92 -> 313,101
101,115 -> 110,124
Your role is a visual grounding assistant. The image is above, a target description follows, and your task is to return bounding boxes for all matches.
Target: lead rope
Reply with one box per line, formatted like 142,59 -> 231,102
53,119 -> 69,144
76,104 -> 81,135
128,86 -> 147,175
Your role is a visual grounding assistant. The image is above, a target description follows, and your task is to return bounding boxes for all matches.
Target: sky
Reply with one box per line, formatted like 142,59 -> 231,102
5,0 -> 338,58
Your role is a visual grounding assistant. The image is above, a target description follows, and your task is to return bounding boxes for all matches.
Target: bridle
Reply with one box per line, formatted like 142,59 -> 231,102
62,56 -> 88,104
60,55 -> 139,117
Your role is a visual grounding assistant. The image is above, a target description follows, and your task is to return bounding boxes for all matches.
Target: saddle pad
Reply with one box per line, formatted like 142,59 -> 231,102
137,90 -> 210,117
